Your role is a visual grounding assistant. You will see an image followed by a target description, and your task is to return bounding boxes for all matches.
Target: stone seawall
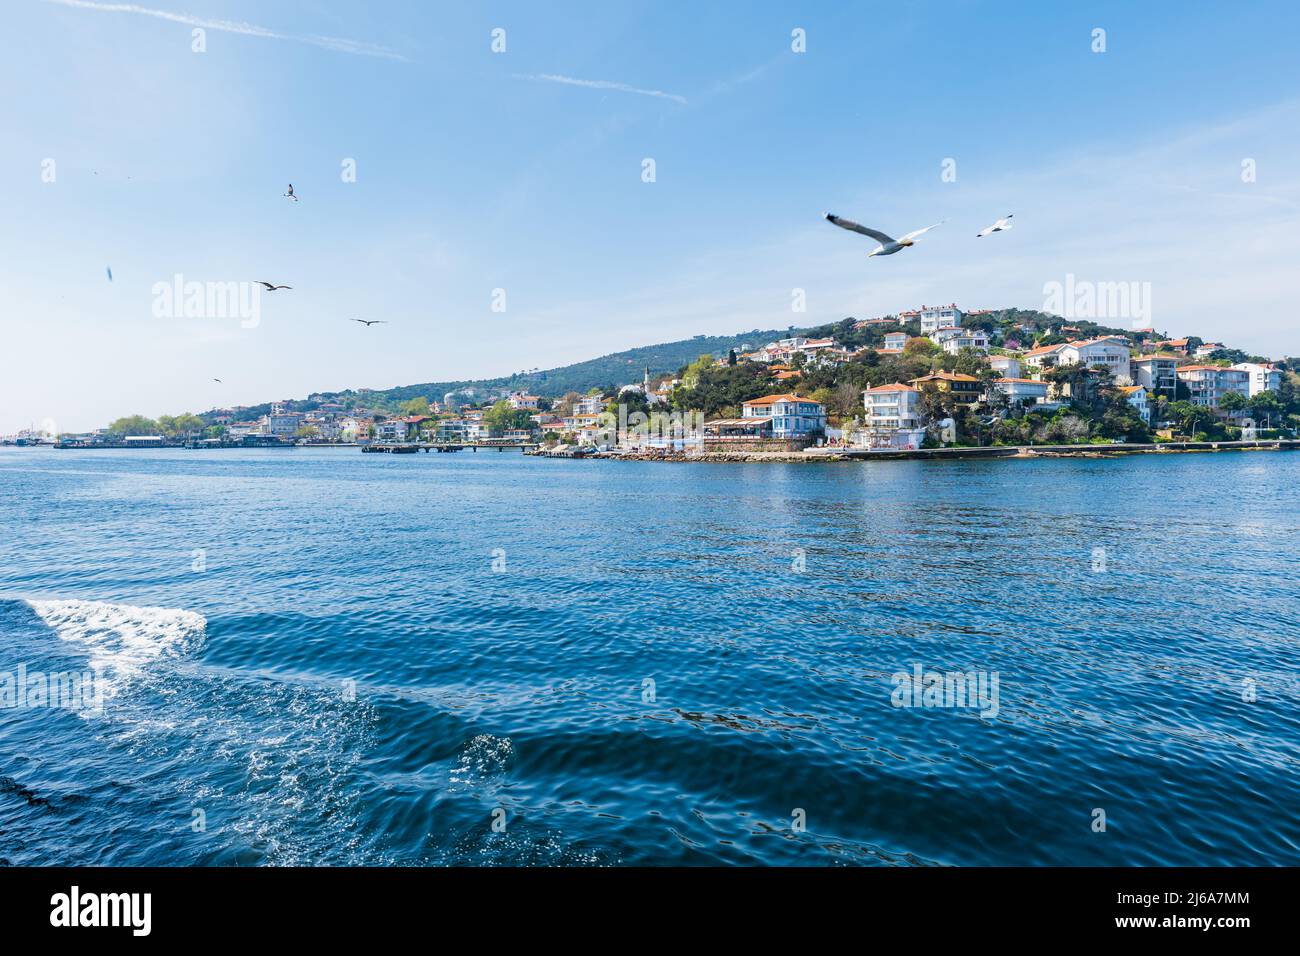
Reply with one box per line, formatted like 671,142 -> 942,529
529,439 -> 1300,464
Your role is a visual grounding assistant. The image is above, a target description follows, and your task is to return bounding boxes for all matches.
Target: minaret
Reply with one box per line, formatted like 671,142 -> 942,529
643,366 -> 651,393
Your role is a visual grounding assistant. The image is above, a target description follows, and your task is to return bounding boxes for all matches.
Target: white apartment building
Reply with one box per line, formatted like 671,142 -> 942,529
1130,355 -> 1179,399
740,394 -> 827,438
941,330 -> 990,354
861,383 -> 925,448
992,378 -> 1050,407
916,304 -> 964,334
1231,362 -> 1282,396
1058,336 -> 1133,383
883,332 -> 908,350
1118,385 -> 1150,423
1176,365 -> 1250,408
987,355 -> 1022,378
267,411 -> 303,437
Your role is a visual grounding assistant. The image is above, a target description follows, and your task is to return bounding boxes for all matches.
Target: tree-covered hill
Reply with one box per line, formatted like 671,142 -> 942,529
212,326 -> 802,418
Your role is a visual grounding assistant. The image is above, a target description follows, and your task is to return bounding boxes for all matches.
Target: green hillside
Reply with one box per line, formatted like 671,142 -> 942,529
222,326 -> 805,418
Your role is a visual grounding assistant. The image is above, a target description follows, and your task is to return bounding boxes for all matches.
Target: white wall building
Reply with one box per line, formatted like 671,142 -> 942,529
917,304 -> 964,334
861,384 -> 925,448
740,394 -> 827,438
1130,355 -> 1179,399
1230,362 -> 1282,396
987,355 -> 1022,379
992,378 -> 1050,407
1176,365 -> 1250,408
1058,336 -> 1133,383
1118,385 -> 1150,423
941,330 -> 990,355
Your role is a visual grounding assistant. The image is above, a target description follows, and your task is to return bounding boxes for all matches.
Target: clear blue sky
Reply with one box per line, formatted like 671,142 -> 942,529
3,0 -> 1300,432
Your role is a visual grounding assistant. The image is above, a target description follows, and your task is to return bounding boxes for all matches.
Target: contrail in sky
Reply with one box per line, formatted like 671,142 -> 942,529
43,0 -> 407,61
514,73 -> 687,105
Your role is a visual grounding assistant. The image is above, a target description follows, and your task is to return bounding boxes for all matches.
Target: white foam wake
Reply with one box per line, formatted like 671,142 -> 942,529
24,599 -> 206,688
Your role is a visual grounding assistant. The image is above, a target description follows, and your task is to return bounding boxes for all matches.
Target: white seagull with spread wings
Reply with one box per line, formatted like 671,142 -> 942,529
823,213 -> 943,256
977,215 -> 1014,238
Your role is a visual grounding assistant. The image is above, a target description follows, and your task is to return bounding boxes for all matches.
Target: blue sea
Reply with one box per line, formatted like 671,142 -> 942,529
1,446 -> 1297,866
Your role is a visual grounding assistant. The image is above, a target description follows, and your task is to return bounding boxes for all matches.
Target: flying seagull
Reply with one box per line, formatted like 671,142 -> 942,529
977,215 -> 1014,238
823,213 -> 943,256
256,281 -> 292,291
212,378 -> 222,383
351,318 -> 387,326
285,184 -> 298,202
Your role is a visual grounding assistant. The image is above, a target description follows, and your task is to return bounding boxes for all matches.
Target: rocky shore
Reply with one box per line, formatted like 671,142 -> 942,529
529,439 -> 1299,464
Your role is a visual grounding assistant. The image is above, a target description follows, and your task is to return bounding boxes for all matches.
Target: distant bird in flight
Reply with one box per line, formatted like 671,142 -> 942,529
212,378 -> 222,383
106,266 -> 113,282
351,318 -> 386,326
284,184 -> 298,202
823,213 -> 943,257
977,215 -> 1014,238
256,281 -> 292,291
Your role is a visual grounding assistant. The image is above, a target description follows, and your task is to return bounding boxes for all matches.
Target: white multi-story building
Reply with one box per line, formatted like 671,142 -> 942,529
508,392 -> 540,410
1118,385 -> 1150,423
375,416 -> 428,442
267,410 -> 303,437
987,355 -> 1022,379
992,378 -> 1050,407
883,332 -> 908,350
574,395 -> 607,416
916,304 -> 964,334
1022,342 -> 1067,371
860,384 -> 925,449
1230,362 -> 1282,396
740,394 -> 826,438
1194,342 -> 1226,358
862,383 -> 922,434
1130,355 -> 1180,399
1058,336 -> 1133,383
940,330 -> 990,355
1176,365 -> 1250,408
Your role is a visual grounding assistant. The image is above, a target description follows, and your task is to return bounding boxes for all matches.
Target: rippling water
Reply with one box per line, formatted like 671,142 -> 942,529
1,446 -> 1297,866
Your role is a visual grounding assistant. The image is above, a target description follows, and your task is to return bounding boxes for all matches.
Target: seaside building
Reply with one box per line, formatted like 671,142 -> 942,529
739,394 -> 827,438
508,392 -> 540,410
1130,355 -> 1180,400
883,332 -> 908,350
1117,385 -> 1151,424
1231,362 -> 1282,396
268,410 -> 304,438
910,371 -> 982,405
1176,365 -> 1250,409
992,378 -> 1050,408
374,415 -> 428,442
862,384 -> 926,449
1058,336 -> 1134,383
